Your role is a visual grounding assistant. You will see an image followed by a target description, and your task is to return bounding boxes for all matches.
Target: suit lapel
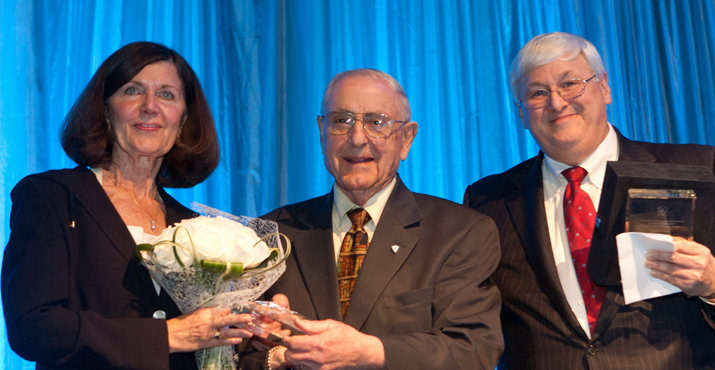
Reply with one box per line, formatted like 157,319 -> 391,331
291,193 -> 343,320
344,178 -> 420,329
591,131 -> 657,336
49,168 -> 138,262
616,132 -> 657,163
507,156 -> 585,334
67,169 -> 196,262
160,186 -> 198,225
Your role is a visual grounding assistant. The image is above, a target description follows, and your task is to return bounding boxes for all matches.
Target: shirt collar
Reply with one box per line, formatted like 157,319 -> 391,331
543,123 -> 619,189
333,177 -> 397,228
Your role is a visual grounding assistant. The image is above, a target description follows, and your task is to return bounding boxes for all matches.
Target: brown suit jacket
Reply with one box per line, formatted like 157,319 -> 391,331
463,133 -> 715,369
260,177 -> 504,369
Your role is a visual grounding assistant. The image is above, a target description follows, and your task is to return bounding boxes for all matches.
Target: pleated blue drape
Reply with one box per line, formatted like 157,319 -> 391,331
1,1 -> 713,368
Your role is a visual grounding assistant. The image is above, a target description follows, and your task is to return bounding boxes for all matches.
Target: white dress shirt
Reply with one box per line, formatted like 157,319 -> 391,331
542,124 -> 619,338
331,177 -> 396,262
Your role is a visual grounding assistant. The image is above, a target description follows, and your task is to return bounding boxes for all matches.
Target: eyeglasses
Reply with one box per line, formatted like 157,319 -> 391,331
321,111 -> 407,138
520,75 -> 597,109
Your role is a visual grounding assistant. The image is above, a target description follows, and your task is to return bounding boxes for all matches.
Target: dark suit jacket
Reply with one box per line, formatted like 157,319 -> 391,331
2,167 -> 198,370
463,133 -> 715,369
260,177 -> 503,369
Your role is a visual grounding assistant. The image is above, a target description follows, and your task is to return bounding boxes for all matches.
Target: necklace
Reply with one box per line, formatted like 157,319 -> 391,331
101,169 -> 163,231
124,189 -> 161,231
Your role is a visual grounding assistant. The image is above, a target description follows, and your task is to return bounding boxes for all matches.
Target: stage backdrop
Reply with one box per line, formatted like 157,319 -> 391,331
1,0 -> 714,368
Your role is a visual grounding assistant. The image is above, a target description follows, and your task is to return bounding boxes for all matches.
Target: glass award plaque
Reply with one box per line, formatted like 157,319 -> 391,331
589,161 -> 714,286
624,188 -> 696,239
233,301 -> 306,346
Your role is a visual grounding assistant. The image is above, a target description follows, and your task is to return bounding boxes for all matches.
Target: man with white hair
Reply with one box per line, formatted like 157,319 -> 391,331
250,68 -> 503,369
464,32 -> 715,368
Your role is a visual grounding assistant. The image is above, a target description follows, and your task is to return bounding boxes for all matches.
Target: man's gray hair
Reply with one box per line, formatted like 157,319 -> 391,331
320,68 -> 411,120
509,32 -> 607,99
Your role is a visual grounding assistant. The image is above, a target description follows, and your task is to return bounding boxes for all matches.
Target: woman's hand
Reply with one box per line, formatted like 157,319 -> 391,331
167,306 -> 253,353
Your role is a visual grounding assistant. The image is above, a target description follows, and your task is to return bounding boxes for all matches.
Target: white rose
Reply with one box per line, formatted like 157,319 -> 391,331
147,223 -> 196,268
152,216 -> 273,269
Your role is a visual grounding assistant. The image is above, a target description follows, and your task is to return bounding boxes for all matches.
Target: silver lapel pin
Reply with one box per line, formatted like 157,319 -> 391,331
391,244 -> 400,254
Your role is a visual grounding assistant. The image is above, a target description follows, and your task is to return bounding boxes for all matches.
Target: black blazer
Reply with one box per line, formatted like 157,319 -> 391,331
260,177 -> 504,369
2,167 -> 198,369
463,133 -> 715,369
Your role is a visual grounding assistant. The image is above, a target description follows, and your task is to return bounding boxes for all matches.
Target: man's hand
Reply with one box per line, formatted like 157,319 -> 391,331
281,319 -> 385,370
271,293 -> 290,309
646,238 -> 715,300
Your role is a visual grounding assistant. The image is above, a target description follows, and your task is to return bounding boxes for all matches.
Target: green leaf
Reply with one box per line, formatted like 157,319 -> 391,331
247,248 -> 279,270
135,243 -> 154,260
200,260 -> 244,279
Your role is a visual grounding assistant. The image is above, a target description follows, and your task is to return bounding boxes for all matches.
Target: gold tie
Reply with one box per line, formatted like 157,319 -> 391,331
337,208 -> 370,318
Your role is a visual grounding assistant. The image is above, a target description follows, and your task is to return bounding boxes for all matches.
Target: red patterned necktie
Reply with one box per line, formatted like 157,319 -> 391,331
337,208 -> 371,318
562,166 -> 605,333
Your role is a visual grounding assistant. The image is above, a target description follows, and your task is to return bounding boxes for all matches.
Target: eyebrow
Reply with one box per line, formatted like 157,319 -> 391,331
329,110 -> 385,115
125,80 -> 182,91
526,70 -> 591,88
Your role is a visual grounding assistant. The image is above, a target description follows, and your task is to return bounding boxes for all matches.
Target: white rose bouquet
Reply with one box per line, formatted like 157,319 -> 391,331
136,204 -> 290,370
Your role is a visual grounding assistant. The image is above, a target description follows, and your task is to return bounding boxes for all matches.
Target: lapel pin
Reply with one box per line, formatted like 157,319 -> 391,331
391,244 -> 400,254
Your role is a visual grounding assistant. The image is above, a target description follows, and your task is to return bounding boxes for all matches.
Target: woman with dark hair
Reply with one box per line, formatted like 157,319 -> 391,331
2,42 -> 251,369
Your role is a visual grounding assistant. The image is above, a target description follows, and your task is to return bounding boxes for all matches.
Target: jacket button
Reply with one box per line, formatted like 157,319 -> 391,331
152,310 -> 167,319
587,344 -> 598,356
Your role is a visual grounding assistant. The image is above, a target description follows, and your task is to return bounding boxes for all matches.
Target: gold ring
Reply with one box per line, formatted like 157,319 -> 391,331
214,329 -> 221,339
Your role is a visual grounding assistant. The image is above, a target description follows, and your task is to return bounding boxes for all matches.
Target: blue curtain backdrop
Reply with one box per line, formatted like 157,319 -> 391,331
1,0 -> 714,367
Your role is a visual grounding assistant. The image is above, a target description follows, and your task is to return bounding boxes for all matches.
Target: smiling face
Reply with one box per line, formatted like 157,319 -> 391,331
318,74 -> 418,205
519,54 -> 611,165
106,61 -> 186,166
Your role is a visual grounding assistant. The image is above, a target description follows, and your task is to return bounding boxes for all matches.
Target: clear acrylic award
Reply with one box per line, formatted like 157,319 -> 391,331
625,188 -> 696,239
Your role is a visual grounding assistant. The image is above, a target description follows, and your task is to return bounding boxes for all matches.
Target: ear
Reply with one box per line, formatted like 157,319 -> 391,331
317,115 -> 325,152
399,121 -> 419,161
599,73 -> 612,105
105,106 -> 112,126
177,115 -> 188,137
514,101 -> 528,129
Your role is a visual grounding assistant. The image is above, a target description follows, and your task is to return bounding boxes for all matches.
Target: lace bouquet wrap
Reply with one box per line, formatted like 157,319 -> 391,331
136,204 -> 290,370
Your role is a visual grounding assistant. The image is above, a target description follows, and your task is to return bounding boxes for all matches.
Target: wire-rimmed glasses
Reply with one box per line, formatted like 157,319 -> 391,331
321,112 -> 407,138
520,75 -> 597,109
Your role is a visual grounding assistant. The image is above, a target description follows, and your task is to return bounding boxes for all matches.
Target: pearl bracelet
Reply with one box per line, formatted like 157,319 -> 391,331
265,346 -> 279,370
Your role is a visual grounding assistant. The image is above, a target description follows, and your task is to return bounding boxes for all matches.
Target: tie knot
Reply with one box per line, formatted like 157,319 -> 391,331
347,208 -> 370,227
562,166 -> 588,184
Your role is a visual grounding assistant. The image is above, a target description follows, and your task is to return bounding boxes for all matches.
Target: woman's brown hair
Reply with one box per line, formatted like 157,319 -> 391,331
61,41 -> 219,188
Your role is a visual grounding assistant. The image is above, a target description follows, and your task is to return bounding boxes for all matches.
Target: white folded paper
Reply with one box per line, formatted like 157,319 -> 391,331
616,232 -> 681,304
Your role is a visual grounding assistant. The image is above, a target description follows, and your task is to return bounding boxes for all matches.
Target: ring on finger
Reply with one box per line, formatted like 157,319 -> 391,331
214,329 -> 221,340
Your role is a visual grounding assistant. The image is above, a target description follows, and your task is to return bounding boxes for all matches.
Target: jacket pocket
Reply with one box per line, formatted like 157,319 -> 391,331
373,288 -> 433,333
